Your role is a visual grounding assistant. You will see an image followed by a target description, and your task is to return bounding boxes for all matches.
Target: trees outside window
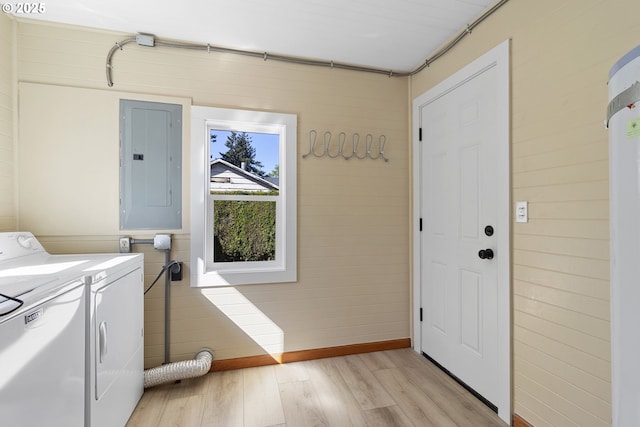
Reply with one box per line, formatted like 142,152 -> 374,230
191,106 -> 296,287
209,130 -> 279,263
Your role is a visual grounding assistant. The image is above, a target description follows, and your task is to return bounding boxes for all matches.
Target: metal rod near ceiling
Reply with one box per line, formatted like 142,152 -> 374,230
105,0 -> 510,87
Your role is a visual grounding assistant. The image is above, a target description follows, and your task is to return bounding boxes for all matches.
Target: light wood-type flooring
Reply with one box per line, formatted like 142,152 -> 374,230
126,348 -> 507,427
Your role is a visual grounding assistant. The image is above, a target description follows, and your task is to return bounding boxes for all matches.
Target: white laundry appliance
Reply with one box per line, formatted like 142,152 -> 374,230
64,250 -> 145,427
608,44 -> 640,427
0,248 -> 86,426
0,232 -> 144,427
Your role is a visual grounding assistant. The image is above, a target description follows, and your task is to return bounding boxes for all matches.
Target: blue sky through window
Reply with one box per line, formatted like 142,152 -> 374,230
210,130 -> 280,176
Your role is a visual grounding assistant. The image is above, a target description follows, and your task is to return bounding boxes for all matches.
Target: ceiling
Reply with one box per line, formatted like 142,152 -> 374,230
12,0 -> 497,71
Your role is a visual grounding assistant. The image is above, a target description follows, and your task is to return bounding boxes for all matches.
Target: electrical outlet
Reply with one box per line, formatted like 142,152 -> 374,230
119,237 -> 131,253
515,201 -> 528,223
170,262 -> 183,281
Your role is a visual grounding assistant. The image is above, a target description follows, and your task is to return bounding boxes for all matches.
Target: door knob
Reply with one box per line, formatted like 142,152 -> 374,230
478,248 -> 494,260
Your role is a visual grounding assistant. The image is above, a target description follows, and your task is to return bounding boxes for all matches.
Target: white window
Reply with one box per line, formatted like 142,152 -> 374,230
191,106 -> 297,286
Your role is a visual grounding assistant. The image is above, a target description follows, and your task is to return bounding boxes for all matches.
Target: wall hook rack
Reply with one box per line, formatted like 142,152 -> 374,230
302,130 -> 389,162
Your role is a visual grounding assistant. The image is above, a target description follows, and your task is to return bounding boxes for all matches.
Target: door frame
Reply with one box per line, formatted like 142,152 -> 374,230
411,39 -> 511,424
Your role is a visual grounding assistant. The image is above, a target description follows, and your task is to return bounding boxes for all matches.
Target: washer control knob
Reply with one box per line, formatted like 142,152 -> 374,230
16,234 -> 34,249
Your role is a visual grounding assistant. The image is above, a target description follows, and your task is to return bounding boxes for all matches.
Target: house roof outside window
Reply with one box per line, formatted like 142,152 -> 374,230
210,158 -> 279,193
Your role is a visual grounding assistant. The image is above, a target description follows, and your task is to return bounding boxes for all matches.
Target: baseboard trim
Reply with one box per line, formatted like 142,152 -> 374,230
210,338 -> 412,372
513,414 -> 534,427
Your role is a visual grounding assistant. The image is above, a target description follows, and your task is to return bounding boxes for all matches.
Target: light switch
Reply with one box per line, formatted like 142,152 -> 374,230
516,201 -> 528,223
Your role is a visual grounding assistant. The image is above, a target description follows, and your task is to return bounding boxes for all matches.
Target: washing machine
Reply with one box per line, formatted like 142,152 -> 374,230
0,233 -> 87,426
0,232 -> 144,427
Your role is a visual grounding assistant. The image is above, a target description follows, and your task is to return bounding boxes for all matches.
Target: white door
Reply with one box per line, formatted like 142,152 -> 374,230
413,41 -> 510,423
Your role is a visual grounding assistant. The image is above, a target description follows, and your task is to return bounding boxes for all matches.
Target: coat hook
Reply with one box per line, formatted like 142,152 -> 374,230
303,130 -> 389,162
368,134 -> 381,160
354,133 -> 369,159
312,131 -> 330,157
302,130 -> 316,158
327,132 -> 343,158
379,135 -> 389,162
344,133 -> 359,160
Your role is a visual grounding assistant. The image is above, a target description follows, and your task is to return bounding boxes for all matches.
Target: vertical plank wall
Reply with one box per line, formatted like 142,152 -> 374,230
14,20 -> 411,370
0,12 -> 15,231
410,0 -> 639,426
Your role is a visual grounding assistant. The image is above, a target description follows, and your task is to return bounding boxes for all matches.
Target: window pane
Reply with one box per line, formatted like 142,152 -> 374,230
213,200 -> 276,262
210,130 -> 279,196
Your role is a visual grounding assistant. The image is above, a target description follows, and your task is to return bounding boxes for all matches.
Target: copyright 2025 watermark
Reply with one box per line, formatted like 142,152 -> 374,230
2,3 -> 46,14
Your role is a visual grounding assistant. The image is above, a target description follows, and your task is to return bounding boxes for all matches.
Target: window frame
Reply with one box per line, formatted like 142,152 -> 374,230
191,106 -> 297,287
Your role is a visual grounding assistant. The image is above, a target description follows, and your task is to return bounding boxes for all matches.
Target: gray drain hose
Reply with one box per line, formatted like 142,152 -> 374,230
143,348 -> 214,388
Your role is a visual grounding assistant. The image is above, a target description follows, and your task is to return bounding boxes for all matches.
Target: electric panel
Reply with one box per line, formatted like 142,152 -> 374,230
120,99 -> 182,229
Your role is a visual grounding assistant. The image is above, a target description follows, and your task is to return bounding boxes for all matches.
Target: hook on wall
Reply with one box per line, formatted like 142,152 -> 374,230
302,130 -> 389,162
302,130 -> 328,158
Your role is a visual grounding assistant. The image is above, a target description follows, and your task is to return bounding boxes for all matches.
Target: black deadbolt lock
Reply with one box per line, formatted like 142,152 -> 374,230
484,225 -> 494,236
